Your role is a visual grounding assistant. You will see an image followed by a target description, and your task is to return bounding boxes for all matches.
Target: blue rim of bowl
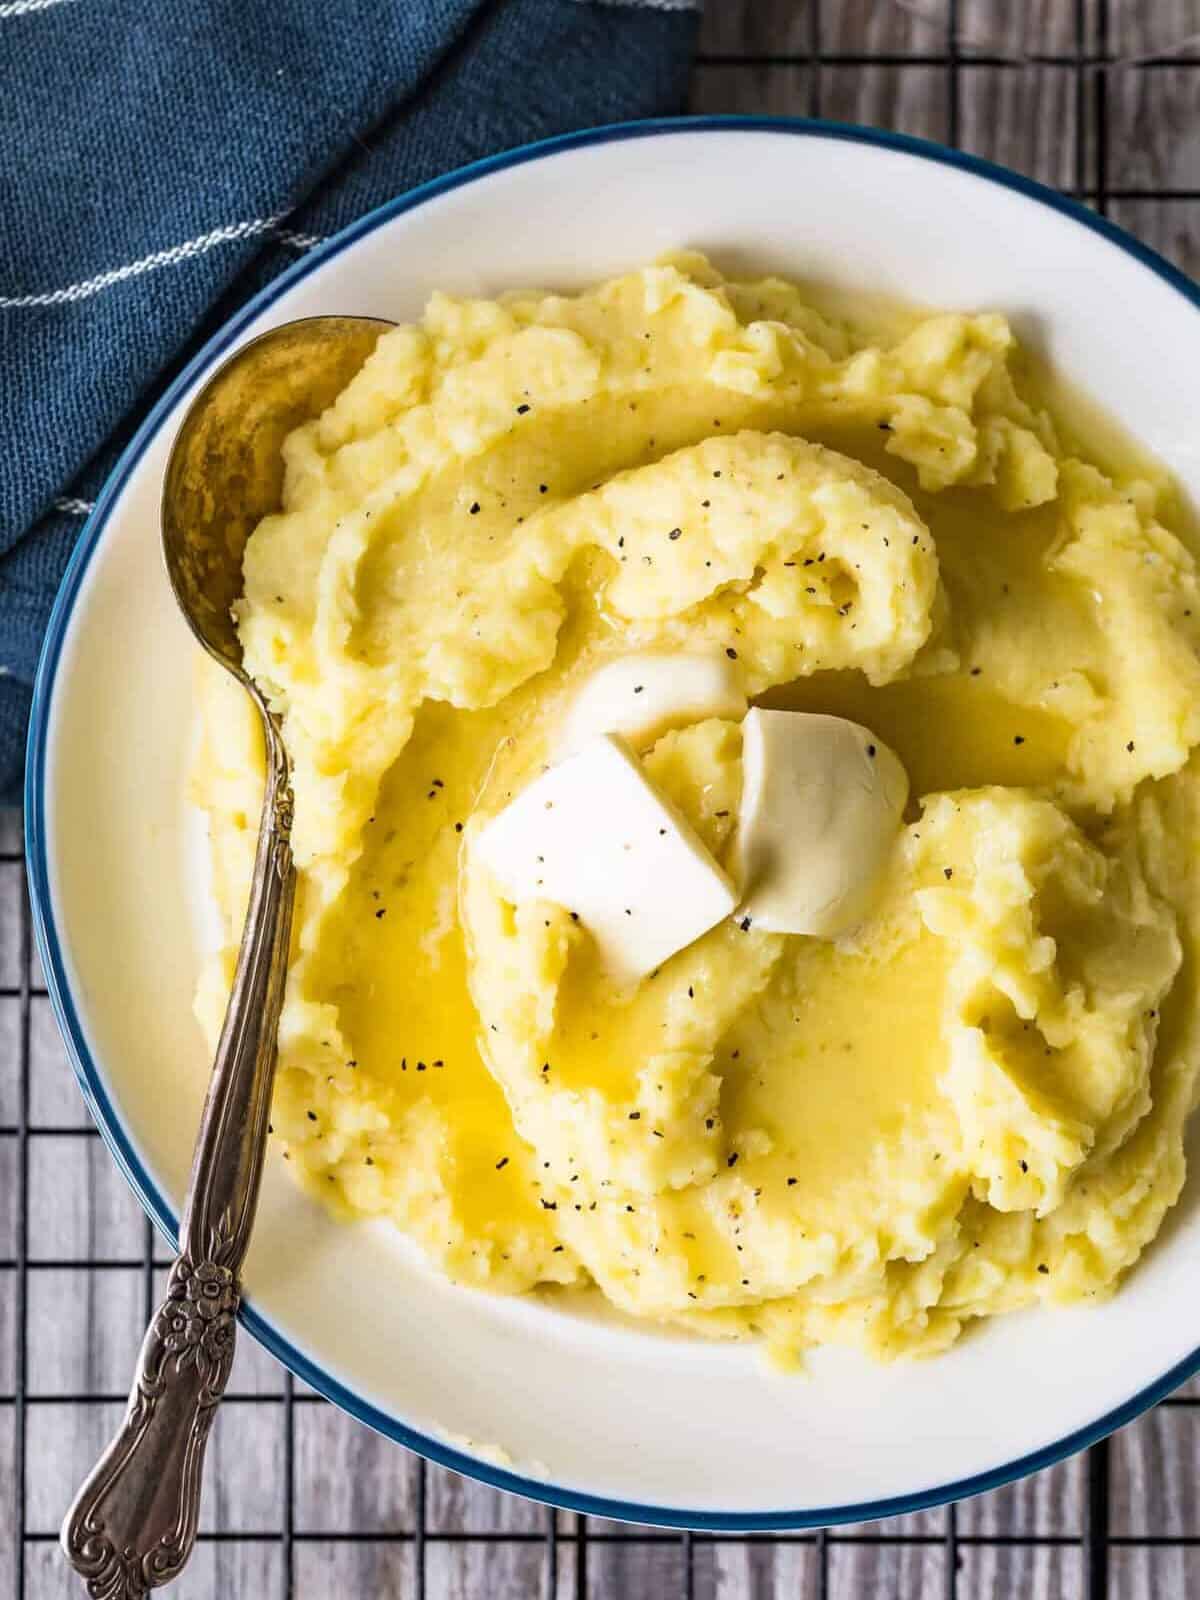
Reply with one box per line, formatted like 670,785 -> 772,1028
25,113 -> 1200,1531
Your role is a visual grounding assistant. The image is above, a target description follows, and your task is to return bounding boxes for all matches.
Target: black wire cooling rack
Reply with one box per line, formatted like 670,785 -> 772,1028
6,2 -> 1200,1594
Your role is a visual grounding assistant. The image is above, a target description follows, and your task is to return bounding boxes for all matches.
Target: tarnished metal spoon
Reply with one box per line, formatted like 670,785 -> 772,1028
61,315 -> 392,1598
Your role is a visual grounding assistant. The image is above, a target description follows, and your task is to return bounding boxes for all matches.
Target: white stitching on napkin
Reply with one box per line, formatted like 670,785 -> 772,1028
566,0 -> 701,10
0,216 -> 324,308
50,498 -> 94,517
0,0 -> 87,17
272,227 -> 325,250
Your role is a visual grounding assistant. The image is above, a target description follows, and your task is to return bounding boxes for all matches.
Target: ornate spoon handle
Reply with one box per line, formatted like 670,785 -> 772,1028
62,713 -> 295,1598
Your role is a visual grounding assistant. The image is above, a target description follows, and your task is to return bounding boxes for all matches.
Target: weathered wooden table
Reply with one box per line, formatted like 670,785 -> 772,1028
4,3 -> 1198,1594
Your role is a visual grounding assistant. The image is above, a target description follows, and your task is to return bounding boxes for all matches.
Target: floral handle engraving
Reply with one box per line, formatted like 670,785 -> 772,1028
62,711 -> 295,1596
62,1259 -> 239,1598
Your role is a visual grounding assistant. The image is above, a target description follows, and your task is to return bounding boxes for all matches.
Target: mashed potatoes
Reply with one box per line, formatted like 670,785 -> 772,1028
192,254 -> 1200,1361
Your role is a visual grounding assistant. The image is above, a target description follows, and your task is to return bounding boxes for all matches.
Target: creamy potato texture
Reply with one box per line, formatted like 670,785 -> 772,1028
192,255 -> 1200,1360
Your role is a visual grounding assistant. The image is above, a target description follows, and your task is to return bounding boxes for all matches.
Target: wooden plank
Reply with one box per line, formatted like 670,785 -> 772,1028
0,861 -> 25,990
25,1269 -> 144,1398
0,1267 -> 14,1396
957,1452 -> 1083,1537
957,1544 -> 1085,1600
199,1400 -> 285,1534
582,1536 -> 687,1600
0,1138 -> 17,1263
28,997 -> 90,1128
1109,0 -> 1200,60
426,1463 -> 544,1534
0,1409 -> 13,1600
293,1543 -> 414,1598
699,0 -> 1091,60
0,998 -> 20,1126
958,0 -> 1093,56
1111,1407 -> 1200,1536
1109,198 -> 1200,275
0,812 -> 23,855
957,64 -> 1084,188
24,1399 -> 283,1539
1109,1547 -> 1200,1600
25,1135 -> 145,1262
292,1400 -> 418,1533
711,1538 -> 816,1598
690,64 -> 813,117
699,0 -> 815,59
828,1542 -> 946,1599
23,1401 -> 127,1539
1107,66 -> 1200,190
426,1538 -> 577,1600
699,0 -> 946,58
821,61 -> 950,134
163,1542 -> 285,1600
839,1504 -> 948,1539
20,1541 -> 284,1600
823,0 -> 946,56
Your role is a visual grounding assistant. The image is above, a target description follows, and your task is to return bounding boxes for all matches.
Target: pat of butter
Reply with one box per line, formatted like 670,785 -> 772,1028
734,709 -> 908,937
561,653 -> 747,755
475,734 -> 738,982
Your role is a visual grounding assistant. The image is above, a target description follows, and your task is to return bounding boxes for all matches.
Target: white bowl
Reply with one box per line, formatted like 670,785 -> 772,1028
28,118 -> 1200,1529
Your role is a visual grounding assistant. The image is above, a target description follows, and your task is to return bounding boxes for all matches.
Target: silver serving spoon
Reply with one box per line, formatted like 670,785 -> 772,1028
61,315 -> 392,1598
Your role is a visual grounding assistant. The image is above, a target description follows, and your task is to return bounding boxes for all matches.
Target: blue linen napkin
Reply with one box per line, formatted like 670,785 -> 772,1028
1,0 -> 699,802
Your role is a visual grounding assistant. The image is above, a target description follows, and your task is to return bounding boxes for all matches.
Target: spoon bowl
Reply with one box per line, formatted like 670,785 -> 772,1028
162,315 -> 391,679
